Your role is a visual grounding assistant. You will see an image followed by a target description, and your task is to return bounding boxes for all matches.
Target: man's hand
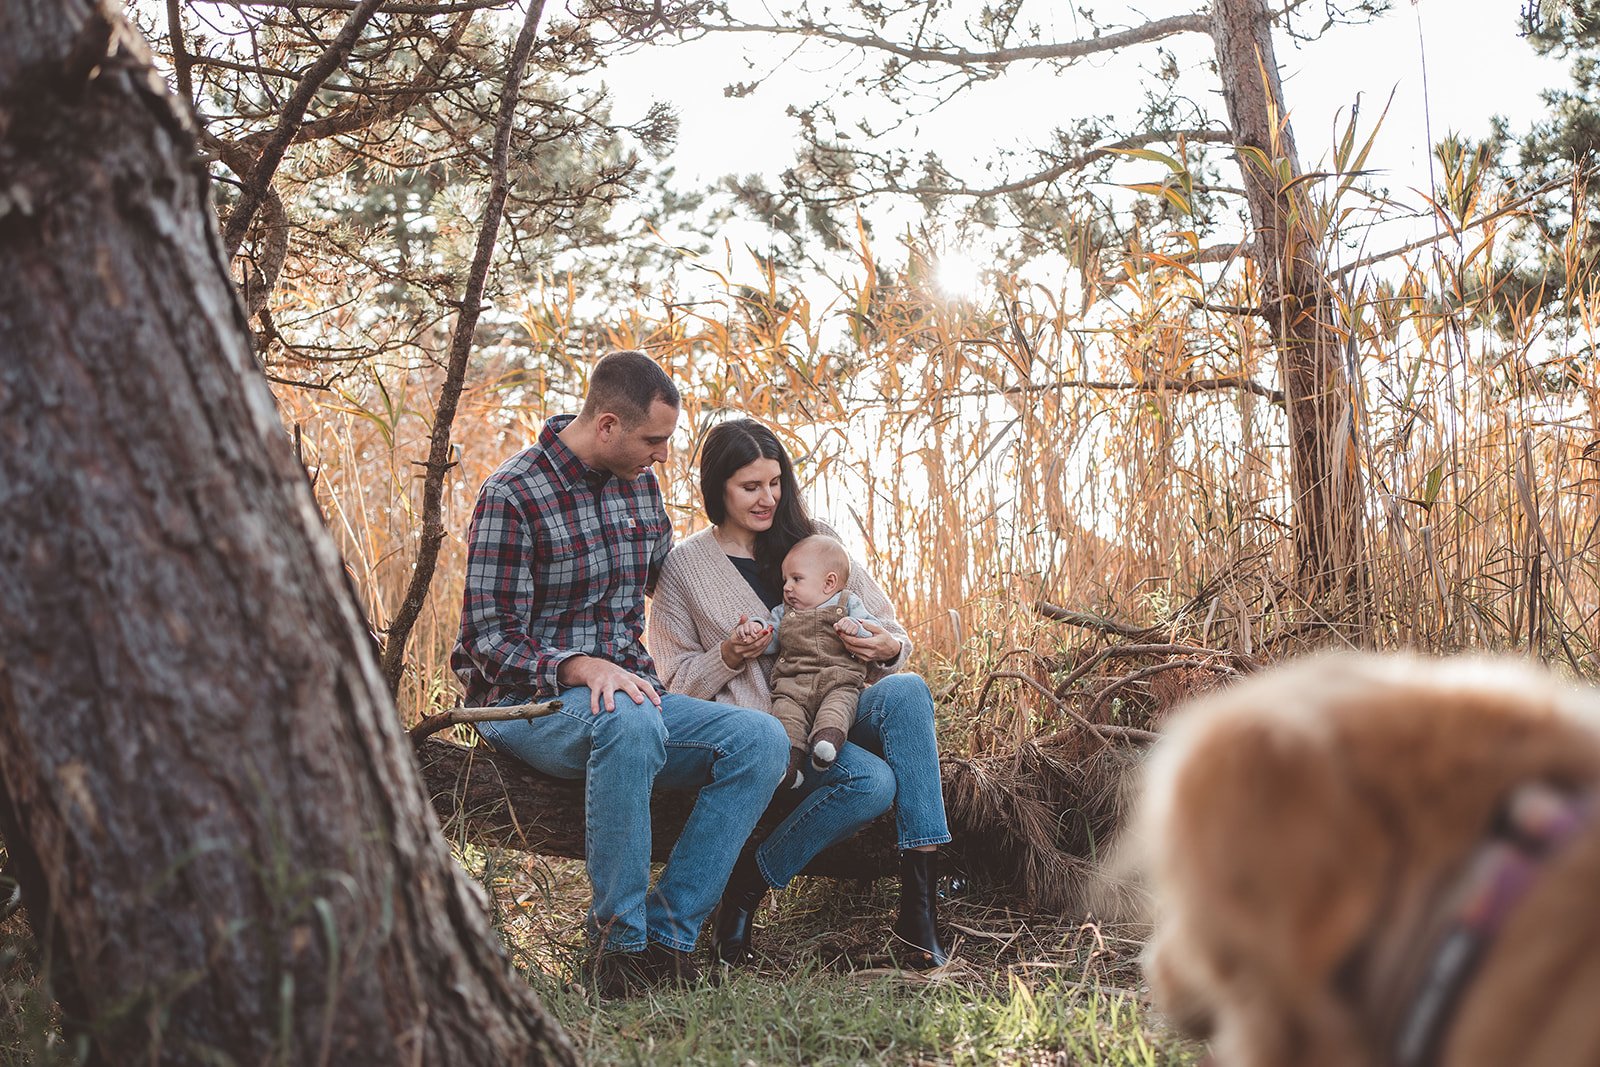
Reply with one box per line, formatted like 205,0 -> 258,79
837,619 -> 900,664
721,614 -> 772,669
557,655 -> 662,715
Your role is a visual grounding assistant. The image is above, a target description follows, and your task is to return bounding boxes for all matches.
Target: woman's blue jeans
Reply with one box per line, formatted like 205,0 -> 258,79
476,689 -> 788,953
754,672 -> 953,888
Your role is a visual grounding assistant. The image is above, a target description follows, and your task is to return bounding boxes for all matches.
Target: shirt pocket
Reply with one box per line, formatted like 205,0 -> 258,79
618,511 -> 670,544
535,526 -> 605,603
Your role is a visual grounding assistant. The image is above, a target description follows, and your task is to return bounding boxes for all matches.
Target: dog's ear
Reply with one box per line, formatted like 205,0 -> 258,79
1145,706 -> 1390,1065
1181,711 -> 1388,973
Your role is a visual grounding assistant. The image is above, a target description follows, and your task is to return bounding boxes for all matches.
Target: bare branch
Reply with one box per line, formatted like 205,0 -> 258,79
888,129 -> 1234,200
408,700 -> 561,743
973,671 -> 1156,747
980,375 -> 1285,405
1035,602 -> 1170,639
1097,241 -> 1252,289
709,12 -> 1211,67
259,13 -> 473,148
1328,172 -> 1578,281
1085,658 -> 1240,719
198,0 -> 516,13
165,0 -> 194,103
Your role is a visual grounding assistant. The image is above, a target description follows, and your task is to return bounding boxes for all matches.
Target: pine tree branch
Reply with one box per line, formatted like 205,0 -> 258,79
381,0 -> 547,691
220,0 -> 387,258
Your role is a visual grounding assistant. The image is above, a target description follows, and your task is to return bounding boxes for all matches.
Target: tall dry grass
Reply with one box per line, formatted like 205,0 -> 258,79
269,154 -> 1600,742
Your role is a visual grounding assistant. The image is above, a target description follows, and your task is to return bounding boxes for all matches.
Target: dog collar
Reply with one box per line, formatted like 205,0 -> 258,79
1391,782 -> 1595,1067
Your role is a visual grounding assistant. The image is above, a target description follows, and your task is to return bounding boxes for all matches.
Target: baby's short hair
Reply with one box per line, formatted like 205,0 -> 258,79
787,534 -> 851,582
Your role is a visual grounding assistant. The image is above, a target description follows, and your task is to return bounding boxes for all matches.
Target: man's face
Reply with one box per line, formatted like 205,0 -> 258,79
596,399 -> 679,480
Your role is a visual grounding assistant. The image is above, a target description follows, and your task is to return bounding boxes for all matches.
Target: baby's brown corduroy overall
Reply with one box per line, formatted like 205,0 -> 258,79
768,600 -> 870,748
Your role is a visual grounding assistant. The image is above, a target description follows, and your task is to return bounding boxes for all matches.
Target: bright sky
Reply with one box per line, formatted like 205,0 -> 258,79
598,0 -> 1572,291
591,1 -> 1579,543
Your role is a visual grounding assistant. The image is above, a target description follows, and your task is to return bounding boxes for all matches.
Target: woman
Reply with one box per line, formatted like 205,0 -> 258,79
647,418 -> 951,969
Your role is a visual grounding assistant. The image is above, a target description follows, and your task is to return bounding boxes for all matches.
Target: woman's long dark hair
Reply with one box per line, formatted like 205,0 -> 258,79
699,419 -> 815,591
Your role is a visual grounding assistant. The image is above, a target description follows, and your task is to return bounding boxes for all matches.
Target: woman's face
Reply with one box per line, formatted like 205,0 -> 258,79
720,457 -> 782,536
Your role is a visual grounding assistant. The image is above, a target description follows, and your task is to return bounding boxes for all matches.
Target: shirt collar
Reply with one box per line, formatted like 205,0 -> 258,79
539,414 -> 613,492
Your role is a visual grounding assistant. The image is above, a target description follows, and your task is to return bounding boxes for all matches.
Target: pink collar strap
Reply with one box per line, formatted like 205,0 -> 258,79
1391,782 -> 1596,1067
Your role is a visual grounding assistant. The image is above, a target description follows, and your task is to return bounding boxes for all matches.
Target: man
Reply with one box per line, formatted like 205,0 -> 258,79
452,350 -> 788,994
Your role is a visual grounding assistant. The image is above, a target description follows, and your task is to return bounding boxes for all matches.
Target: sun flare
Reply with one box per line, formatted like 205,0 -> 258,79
934,251 -> 986,299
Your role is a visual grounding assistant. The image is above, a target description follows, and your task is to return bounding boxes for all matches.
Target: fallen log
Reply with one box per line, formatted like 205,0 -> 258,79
414,729 -> 1144,912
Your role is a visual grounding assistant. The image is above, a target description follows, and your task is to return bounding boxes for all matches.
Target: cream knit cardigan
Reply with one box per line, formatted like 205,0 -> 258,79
646,524 -> 911,713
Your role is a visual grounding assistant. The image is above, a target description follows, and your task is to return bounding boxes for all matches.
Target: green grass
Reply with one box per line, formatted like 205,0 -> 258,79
481,853 -> 1206,1066
535,965 -> 1199,1066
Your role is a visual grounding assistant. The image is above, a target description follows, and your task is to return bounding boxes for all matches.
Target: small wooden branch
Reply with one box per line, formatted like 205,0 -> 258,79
1027,375 -> 1283,405
1035,601 -> 1169,639
408,700 -> 561,744
1096,240 -> 1251,289
881,129 -> 1235,200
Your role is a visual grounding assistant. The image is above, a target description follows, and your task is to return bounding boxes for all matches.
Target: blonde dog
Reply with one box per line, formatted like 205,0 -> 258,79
1126,653 -> 1600,1067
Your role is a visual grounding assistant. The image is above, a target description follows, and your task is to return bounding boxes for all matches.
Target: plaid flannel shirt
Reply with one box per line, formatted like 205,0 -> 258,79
451,415 -> 674,706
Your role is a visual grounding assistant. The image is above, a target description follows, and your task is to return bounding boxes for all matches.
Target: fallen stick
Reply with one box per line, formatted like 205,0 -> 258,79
407,700 -> 562,744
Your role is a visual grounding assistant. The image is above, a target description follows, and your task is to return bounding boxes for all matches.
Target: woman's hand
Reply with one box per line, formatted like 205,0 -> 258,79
836,619 -> 901,665
721,614 -> 772,669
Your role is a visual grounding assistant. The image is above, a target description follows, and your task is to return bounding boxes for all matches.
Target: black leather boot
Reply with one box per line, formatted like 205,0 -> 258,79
710,850 -> 769,966
892,849 -> 949,969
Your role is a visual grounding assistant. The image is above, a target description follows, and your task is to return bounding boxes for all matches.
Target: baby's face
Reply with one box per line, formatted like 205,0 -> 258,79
780,551 -> 838,610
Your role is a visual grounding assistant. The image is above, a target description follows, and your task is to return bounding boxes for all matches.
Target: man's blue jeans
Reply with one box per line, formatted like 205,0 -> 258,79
476,689 -> 789,952
754,673 -> 953,887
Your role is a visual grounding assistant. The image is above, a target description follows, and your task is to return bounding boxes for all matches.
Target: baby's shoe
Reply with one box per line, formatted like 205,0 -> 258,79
782,746 -> 808,789
809,727 -> 846,773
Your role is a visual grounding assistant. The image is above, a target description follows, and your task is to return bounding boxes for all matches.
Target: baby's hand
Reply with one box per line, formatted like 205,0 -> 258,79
833,617 -> 865,638
734,618 -> 770,642
722,614 -> 773,668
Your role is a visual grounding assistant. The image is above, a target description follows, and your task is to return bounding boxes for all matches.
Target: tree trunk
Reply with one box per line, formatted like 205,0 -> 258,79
0,4 -> 575,1063
1210,0 -> 1366,594
417,738 -> 903,879
416,736 -> 1133,914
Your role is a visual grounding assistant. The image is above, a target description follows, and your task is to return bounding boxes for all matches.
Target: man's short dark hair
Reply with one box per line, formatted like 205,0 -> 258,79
580,350 -> 680,425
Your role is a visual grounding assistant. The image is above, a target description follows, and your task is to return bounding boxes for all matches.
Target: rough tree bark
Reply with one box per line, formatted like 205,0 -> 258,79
0,3 -> 575,1063
1211,0 -> 1366,592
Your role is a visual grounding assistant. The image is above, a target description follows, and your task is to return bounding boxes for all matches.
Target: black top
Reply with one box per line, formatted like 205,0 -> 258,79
727,555 -> 782,610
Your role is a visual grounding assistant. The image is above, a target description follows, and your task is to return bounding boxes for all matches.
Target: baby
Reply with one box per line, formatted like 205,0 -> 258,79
734,534 -> 883,789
